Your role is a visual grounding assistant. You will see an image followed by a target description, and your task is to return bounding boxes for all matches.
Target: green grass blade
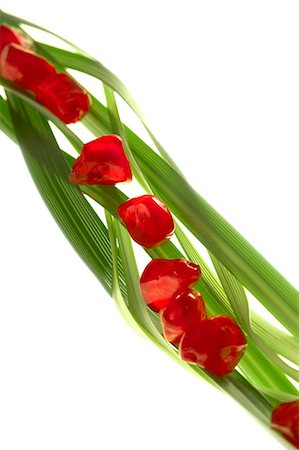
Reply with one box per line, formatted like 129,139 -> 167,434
251,317 -> 298,365
6,91 -> 124,297
211,256 -> 299,381
173,223 -> 299,363
103,85 -> 153,193
104,211 -> 143,335
257,388 -> 298,404
0,77 -> 83,151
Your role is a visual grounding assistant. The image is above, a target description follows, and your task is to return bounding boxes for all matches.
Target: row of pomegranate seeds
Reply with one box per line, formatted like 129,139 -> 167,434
0,24 -> 90,123
140,258 -> 247,376
2,26 -> 295,444
68,135 -> 247,375
66,130 -> 298,448
0,27 -> 173,246
69,134 -> 174,248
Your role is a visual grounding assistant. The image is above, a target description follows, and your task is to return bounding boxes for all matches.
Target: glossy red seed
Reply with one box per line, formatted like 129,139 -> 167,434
69,135 -> 132,185
0,44 -> 56,91
271,401 -> 299,449
35,73 -> 91,124
179,315 -> 247,376
0,24 -> 25,54
118,195 -> 175,249
160,289 -> 206,343
140,258 -> 200,312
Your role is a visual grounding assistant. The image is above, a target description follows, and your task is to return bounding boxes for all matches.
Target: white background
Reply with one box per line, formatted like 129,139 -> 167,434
0,1 -> 298,449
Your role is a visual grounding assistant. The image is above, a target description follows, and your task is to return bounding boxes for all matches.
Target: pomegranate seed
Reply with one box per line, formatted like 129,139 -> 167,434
179,315 -> 247,376
271,400 -> 299,448
69,135 -> 132,185
0,24 -> 31,55
35,73 -> 91,124
140,258 -> 200,312
160,289 -> 206,343
0,44 -> 56,91
118,195 -> 174,248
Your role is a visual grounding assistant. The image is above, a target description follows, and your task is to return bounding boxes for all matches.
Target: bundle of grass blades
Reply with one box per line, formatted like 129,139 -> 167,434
0,10 -> 298,449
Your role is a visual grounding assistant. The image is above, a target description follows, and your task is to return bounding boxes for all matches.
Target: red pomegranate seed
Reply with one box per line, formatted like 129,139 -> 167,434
118,195 -> 175,249
179,315 -> 247,376
140,258 -> 201,312
271,400 -> 299,448
69,135 -> 132,185
0,24 -> 32,55
0,44 -> 56,91
35,73 -> 90,124
160,289 -> 206,343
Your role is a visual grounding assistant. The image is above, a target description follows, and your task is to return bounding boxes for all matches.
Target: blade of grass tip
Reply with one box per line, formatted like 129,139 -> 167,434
211,255 -> 299,382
